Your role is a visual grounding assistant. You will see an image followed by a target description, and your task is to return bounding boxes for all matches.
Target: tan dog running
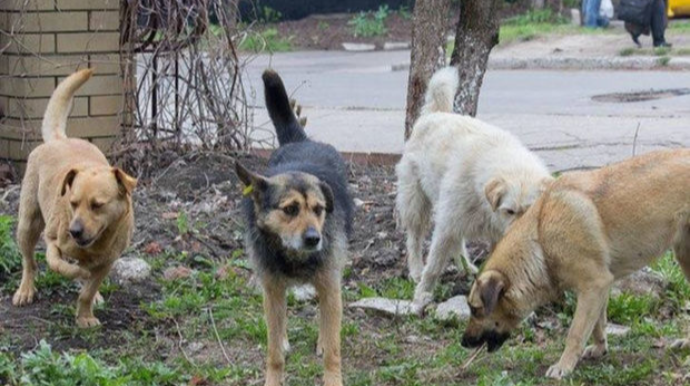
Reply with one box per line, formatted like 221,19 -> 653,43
461,149 -> 690,379
13,69 -> 137,328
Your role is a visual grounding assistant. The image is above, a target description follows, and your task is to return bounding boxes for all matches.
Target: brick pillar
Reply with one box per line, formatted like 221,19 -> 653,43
0,0 -> 121,174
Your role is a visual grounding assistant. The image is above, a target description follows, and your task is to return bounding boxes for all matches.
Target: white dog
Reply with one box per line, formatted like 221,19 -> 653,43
396,66 -> 553,314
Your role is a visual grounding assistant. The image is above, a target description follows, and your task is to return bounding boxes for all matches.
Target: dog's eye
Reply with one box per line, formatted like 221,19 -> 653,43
70,201 -> 78,209
91,201 -> 104,210
313,205 -> 323,216
282,204 -> 299,216
505,209 -> 516,216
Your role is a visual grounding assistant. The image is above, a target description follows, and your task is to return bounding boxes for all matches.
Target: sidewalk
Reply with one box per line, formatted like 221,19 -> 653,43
245,28 -> 690,172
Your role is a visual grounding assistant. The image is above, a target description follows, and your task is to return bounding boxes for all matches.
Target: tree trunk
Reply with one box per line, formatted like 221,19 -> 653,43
449,0 -> 501,116
404,0 -> 452,140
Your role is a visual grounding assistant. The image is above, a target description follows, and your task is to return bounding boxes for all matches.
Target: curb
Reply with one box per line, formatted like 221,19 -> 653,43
391,56 -> 690,71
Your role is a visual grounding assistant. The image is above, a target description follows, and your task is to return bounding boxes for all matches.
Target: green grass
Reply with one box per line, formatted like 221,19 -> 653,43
619,46 -> 690,57
2,203 -> 690,385
348,5 -> 390,38
494,9 -> 610,46
668,20 -> 690,31
0,215 -> 21,275
238,28 -> 293,53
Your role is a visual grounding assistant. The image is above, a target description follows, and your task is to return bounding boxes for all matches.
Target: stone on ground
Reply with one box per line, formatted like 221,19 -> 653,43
110,257 -> 151,284
342,42 -> 376,52
434,295 -> 471,321
606,323 -> 631,336
291,284 -> 316,302
349,297 -> 414,316
612,268 -> 667,299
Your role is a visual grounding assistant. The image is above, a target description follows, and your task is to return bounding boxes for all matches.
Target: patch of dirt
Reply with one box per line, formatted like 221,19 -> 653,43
0,153 -> 488,356
265,3 -> 530,51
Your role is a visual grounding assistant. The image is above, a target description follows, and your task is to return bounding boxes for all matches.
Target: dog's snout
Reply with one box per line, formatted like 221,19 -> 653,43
69,221 -> 84,239
303,227 -> 321,248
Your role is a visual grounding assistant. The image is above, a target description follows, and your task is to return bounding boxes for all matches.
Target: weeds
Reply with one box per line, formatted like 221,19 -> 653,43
349,5 -> 390,38
0,215 -> 20,275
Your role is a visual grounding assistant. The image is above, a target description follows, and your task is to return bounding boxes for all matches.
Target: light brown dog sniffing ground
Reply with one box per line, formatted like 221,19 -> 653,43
461,149 -> 690,379
12,69 -> 137,328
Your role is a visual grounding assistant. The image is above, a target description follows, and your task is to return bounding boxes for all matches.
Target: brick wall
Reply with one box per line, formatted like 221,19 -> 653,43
0,0 -> 121,174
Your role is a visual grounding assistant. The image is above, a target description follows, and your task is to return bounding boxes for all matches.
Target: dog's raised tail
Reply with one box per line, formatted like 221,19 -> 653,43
262,69 -> 307,146
42,69 -> 93,142
420,66 -> 459,116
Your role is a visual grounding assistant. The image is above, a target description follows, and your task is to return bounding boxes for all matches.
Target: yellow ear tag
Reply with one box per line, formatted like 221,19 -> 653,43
242,184 -> 254,196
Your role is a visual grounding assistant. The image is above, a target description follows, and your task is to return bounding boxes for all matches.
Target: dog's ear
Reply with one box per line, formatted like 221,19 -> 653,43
484,177 -> 506,212
113,168 -> 138,196
61,169 -> 79,196
478,271 -> 506,315
319,181 -> 334,213
235,161 -> 268,201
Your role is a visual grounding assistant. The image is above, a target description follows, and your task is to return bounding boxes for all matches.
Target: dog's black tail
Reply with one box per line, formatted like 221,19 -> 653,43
263,69 -> 307,146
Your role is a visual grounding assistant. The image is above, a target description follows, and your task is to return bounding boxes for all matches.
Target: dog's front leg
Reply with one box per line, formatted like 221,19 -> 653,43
76,262 -> 111,328
547,284 -> 611,379
315,273 -> 343,386
45,243 -> 90,280
263,279 -> 287,386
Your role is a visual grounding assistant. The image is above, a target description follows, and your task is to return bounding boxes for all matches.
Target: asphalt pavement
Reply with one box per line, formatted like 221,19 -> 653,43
243,49 -> 690,171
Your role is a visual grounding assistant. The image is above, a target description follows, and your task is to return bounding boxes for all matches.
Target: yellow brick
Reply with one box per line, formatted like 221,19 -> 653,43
0,139 -> 10,159
66,116 -> 120,137
0,77 -> 56,98
90,11 -> 119,31
0,0 -> 55,11
6,55 -> 89,76
0,33 -> 56,54
90,95 -> 122,116
8,139 -> 41,160
7,96 -> 88,119
57,32 -> 119,53
89,54 -> 121,75
0,119 -> 41,139
90,136 -> 118,152
56,0 -> 119,10
57,74 -> 122,96
7,12 -> 88,33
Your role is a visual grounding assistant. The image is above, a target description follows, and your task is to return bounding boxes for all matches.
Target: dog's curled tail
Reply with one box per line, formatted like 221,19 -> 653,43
42,68 -> 93,143
262,69 -> 307,146
420,66 -> 459,116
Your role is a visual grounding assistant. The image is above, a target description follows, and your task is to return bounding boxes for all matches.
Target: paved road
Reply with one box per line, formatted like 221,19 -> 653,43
243,50 -> 690,171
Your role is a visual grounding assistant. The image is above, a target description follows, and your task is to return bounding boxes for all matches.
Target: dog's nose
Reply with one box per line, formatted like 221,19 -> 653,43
461,334 -> 483,349
303,228 -> 321,248
69,222 -> 84,239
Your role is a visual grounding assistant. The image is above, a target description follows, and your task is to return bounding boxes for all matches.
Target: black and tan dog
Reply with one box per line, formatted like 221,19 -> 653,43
235,70 -> 353,386
461,149 -> 690,379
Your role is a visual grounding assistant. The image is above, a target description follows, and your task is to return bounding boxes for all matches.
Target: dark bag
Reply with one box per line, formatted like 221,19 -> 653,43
618,0 -> 654,27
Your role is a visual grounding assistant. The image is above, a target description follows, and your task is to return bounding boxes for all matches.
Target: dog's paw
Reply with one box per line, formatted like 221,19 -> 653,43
12,286 -> 36,306
77,316 -> 101,328
670,338 -> 690,350
545,363 -> 573,380
411,292 -> 433,316
582,343 -> 608,359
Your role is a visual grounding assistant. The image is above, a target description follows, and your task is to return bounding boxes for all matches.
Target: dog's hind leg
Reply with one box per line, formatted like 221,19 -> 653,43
670,209 -> 690,350
262,277 -> 287,386
396,161 -> 432,283
13,177 -> 45,306
314,270 -> 343,386
411,191 -> 467,315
